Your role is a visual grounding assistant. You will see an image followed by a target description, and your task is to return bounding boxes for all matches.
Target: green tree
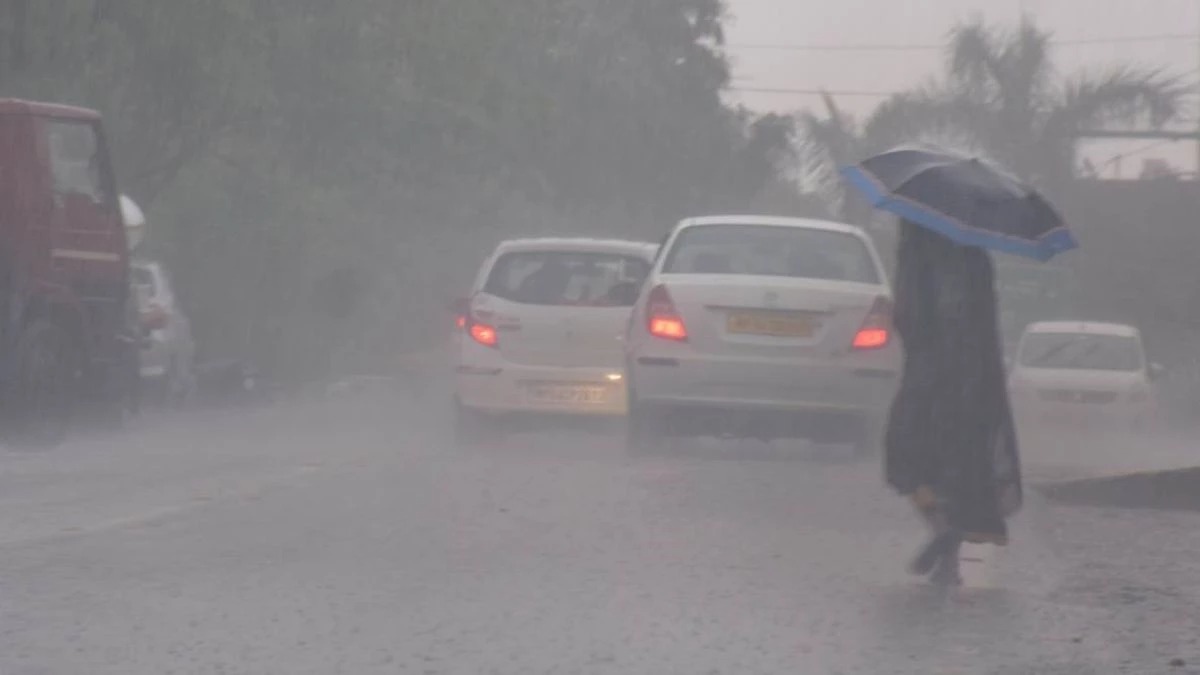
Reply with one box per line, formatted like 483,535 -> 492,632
0,0 -> 814,381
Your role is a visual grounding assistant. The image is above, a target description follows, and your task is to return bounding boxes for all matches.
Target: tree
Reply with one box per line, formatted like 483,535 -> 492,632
797,91 -> 959,217
1,0 -> 813,381
798,17 -> 1185,210
908,17 -> 1182,193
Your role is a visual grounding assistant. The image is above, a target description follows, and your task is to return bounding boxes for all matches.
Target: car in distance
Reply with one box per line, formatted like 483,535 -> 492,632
452,237 -> 658,442
1008,320 -> 1161,432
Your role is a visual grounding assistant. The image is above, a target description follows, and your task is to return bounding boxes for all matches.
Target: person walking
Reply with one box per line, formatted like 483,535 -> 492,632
840,146 -> 1077,586
884,220 -> 1022,586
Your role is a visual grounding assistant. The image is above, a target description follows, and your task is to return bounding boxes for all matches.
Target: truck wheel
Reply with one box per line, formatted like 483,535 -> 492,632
5,320 -> 77,447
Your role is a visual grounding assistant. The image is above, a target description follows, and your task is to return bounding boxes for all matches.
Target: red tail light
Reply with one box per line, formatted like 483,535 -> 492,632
852,296 -> 892,350
455,296 -> 498,348
646,284 -> 687,341
469,320 -> 498,347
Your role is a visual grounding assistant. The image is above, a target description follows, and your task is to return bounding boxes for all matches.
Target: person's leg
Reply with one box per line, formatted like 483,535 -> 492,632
908,487 -> 957,576
929,535 -> 963,586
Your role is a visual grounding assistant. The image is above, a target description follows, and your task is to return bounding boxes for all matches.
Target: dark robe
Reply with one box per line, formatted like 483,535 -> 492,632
884,221 -> 1022,544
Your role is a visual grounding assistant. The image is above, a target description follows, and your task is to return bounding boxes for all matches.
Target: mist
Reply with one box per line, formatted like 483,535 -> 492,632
2,1 -> 1200,673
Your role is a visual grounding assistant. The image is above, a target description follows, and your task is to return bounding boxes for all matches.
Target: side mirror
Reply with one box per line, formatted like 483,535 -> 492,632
1149,362 -> 1165,380
120,194 -> 147,251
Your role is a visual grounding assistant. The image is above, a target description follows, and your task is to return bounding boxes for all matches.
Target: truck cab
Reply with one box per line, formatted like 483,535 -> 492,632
0,99 -> 137,444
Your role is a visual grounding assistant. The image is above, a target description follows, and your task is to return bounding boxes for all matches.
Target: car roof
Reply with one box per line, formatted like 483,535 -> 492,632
0,98 -> 102,120
676,215 -> 869,238
1025,321 -> 1139,337
494,237 -> 658,258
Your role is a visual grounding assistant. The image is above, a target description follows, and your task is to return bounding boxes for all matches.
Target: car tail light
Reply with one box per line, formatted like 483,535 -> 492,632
645,284 -> 687,341
468,320 -> 498,347
455,296 -> 498,348
852,296 -> 892,350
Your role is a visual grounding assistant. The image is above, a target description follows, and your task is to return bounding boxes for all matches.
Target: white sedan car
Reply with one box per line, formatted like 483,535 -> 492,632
452,238 -> 658,441
1008,321 -> 1162,431
624,215 -> 901,455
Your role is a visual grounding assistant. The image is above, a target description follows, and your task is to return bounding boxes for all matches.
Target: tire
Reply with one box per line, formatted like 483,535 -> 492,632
851,417 -> 884,459
4,320 -> 78,448
453,398 -> 491,448
626,400 -> 665,456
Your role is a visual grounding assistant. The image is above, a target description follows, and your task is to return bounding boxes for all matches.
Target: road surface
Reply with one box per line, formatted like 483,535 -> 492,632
1,394 -> 1198,674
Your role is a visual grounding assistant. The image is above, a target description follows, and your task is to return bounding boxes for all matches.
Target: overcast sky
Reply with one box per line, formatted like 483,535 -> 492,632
724,0 -> 1199,175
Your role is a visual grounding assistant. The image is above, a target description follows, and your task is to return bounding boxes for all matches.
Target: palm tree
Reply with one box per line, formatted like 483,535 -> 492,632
797,90 -> 967,217
798,17 -> 1185,208
917,18 -> 1183,192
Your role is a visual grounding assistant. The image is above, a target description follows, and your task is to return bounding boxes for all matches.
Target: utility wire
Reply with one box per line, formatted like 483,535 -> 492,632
726,32 -> 1200,53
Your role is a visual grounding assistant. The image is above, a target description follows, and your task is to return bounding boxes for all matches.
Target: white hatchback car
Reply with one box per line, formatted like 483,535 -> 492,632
624,216 -> 901,454
1008,321 -> 1162,431
452,238 -> 658,440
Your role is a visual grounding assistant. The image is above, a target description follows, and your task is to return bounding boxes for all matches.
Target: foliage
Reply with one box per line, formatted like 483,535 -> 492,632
798,17 -> 1185,207
0,0 -> 814,380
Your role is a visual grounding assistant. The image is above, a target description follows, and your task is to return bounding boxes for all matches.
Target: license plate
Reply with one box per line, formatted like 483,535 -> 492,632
726,310 -> 817,338
525,383 -> 608,404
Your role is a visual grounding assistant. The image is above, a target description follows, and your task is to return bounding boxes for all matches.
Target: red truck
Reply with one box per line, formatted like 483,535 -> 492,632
0,99 -> 140,445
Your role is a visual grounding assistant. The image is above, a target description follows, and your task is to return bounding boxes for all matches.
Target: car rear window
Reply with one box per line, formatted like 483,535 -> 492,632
661,224 -> 880,284
1018,332 -> 1143,371
483,251 -> 650,306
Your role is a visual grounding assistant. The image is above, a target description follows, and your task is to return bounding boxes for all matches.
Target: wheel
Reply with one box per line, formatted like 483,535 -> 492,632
4,320 -> 78,448
851,417 -> 884,459
626,400 -> 665,456
453,398 -> 491,448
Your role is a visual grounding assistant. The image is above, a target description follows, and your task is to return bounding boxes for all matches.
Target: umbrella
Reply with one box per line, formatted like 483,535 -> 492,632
841,146 -> 1077,261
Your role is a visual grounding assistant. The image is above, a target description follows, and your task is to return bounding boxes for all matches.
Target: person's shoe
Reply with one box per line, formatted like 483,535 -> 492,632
930,556 -> 963,587
908,531 -> 958,576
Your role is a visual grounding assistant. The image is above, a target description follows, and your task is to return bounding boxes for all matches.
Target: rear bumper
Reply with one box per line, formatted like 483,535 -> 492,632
455,363 -> 629,416
1013,399 -> 1155,430
629,354 -> 897,412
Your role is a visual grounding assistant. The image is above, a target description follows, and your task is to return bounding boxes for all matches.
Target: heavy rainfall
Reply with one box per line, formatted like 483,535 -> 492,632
1,1 -> 1200,673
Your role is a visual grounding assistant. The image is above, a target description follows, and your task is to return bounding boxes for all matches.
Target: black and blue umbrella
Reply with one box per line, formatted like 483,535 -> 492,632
841,146 -> 1077,261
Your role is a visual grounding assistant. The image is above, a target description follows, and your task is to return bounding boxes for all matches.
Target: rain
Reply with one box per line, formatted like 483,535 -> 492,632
2,1 -> 1200,673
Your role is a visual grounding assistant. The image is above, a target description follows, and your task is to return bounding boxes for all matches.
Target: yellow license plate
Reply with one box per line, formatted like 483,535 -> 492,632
726,311 -> 817,337
525,384 -> 608,404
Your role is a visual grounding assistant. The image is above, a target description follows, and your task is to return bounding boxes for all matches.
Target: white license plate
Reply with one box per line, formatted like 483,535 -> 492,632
525,383 -> 608,404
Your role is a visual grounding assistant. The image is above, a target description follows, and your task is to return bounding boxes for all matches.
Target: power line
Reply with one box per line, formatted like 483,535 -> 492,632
727,86 -> 897,97
726,32 -> 1200,53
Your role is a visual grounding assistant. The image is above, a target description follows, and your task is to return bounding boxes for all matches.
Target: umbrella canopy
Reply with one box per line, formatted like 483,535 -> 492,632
841,146 -> 1078,261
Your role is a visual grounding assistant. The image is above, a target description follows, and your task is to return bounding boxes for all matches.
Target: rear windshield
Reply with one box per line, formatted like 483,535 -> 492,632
483,251 -> 650,306
661,224 -> 880,284
1019,332 -> 1143,371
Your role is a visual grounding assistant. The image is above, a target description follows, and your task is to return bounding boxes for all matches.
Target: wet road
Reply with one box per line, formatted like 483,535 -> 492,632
2,395 -> 1199,674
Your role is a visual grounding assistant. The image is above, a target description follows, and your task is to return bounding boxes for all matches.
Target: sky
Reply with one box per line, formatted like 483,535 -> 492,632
724,0 -> 1200,176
